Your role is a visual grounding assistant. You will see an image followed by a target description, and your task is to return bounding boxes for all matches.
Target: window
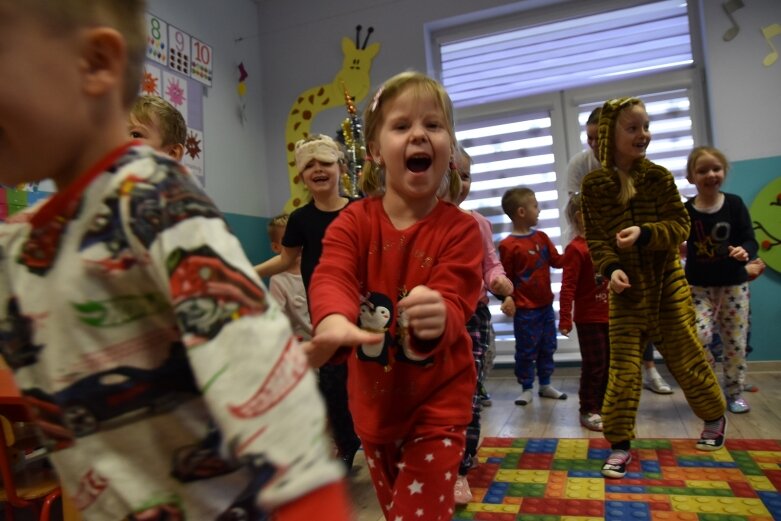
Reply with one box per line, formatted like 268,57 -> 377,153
437,0 -> 692,109
432,1 -> 709,364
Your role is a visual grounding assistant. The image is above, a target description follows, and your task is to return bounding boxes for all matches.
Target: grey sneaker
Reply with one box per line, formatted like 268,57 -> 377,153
727,396 -> 750,414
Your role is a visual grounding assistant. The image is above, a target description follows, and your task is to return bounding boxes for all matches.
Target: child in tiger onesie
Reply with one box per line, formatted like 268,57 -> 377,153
580,97 -> 727,479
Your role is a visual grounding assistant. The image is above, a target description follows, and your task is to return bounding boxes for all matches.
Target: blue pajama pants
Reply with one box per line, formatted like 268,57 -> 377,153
513,305 -> 557,389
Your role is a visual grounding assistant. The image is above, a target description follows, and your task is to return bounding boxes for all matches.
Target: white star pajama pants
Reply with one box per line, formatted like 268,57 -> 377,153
691,283 -> 750,398
361,424 -> 467,520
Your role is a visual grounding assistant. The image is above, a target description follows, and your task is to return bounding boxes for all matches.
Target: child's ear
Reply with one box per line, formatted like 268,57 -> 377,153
368,142 -> 381,165
80,28 -> 126,98
167,143 -> 185,162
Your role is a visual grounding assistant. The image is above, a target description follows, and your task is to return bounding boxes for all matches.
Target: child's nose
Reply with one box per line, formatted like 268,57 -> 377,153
410,123 -> 428,141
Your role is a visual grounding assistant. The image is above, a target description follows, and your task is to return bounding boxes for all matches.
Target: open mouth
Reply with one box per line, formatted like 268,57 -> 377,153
311,174 -> 330,184
406,155 -> 432,173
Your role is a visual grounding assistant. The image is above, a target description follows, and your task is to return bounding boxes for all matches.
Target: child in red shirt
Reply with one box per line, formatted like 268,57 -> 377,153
499,187 -> 567,406
558,194 -> 609,431
306,71 -> 483,520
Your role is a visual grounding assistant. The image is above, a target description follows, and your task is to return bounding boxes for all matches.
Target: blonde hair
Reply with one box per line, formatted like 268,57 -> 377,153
501,187 -> 535,222
597,98 -> 645,206
565,193 -> 583,236
436,167 -> 462,202
131,95 -> 187,147
457,145 -> 472,169
686,146 -> 729,183
267,213 -> 289,243
360,71 -> 457,197
20,0 -> 146,108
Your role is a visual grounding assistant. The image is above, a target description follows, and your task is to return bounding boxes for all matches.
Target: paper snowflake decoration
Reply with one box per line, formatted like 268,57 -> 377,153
141,71 -> 158,95
185,132 -> 202,159
166,78 -> 186,106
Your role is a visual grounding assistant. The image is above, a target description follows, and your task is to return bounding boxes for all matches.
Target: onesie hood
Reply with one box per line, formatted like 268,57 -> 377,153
597,97 -> 643,170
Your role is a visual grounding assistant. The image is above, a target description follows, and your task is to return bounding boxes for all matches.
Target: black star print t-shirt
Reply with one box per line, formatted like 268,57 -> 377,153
684,193 -> 758,286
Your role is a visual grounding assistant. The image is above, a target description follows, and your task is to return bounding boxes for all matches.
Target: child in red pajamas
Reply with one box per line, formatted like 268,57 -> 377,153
558,193 -> 609,432
306,71 -> 483,520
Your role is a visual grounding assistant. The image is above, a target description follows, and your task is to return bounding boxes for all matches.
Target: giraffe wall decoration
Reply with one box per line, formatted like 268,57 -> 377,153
284,26 -> 380,213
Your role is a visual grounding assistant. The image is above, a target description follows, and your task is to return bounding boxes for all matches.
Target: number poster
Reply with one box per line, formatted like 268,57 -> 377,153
141,12 -> 211,188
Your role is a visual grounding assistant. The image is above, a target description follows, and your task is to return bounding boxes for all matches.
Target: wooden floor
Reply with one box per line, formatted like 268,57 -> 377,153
347,361 -> 781,521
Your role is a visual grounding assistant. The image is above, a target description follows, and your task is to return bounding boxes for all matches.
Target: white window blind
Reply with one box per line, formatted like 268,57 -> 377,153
440,0 -> 692,108
441,1 -> 704,364
457,111 -> 564,357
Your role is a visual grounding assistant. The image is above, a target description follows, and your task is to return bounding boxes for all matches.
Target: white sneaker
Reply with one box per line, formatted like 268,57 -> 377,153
514,389 -> 533,405
644,375 -> 673,394
580,412 -> 603,432
454,475 -> 473,504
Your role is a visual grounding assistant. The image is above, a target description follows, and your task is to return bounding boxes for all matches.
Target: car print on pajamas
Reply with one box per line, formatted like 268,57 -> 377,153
168,245 -> 268,343
26,342 -> 199,437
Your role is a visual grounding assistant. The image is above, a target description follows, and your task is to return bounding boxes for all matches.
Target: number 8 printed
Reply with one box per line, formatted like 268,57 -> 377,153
151,18 -> 161,40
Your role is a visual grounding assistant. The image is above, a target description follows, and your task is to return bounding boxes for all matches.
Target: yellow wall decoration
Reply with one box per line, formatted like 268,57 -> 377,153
283,26 -> 379,212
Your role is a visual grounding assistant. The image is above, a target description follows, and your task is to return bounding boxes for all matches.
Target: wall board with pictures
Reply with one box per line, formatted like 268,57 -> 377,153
142,12 -> 212,188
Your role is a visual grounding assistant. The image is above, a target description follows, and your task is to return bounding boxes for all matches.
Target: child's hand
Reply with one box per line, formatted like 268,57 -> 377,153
500,296 -> 515,317
490,275 -> 513,297
746,257 -> 766,280
304,314 -> 383,368
398,285 -> 447,340
558,326 -> 570,336
609,269 -> 631,294
616,226 -> 641,249
728,245 -> 749,262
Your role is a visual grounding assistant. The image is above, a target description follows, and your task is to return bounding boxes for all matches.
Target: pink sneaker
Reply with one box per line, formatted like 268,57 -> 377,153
601,449 -> 631,478
696,415 -> 727,451
454,475 -> 473,505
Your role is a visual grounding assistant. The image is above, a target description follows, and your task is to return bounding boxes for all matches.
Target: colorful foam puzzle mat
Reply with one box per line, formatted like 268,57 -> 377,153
455,437 -> 781,520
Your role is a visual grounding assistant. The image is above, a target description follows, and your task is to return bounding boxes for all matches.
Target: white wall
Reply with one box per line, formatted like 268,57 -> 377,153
146,0 -> 270,218
701,0 -> 781,160
256,0 -> 527,215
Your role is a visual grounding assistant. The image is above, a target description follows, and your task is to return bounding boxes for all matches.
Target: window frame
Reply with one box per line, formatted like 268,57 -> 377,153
427,0 -> 712,365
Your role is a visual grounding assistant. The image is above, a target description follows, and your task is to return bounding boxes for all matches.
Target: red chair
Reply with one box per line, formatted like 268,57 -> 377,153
0,414 -> 61,520
0,365 -> 79,521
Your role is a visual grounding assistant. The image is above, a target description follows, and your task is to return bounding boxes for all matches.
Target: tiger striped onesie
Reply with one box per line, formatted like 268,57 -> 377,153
581,99 -> 725,447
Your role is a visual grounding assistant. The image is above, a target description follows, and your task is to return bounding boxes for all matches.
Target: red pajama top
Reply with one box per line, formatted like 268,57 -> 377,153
498,230 -> 564,310
309,197 -> 483,444
558,235 -> 609,331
